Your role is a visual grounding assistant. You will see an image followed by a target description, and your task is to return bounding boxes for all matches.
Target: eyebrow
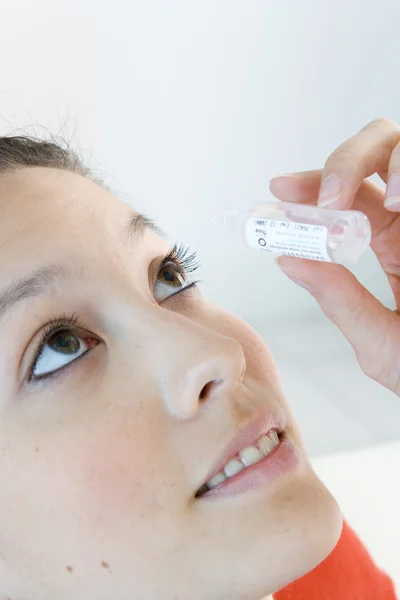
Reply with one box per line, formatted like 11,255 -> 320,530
124,211 -> 167,247
0,211 -> 167,320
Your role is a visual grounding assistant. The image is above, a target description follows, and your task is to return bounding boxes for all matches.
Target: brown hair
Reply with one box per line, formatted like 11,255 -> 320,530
0,135 -> 90,177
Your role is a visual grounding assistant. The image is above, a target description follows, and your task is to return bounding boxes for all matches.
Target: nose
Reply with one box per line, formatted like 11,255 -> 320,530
149,315 -> 247,419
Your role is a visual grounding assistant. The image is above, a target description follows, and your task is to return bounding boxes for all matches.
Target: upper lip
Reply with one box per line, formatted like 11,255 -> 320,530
197,409 -> 285,492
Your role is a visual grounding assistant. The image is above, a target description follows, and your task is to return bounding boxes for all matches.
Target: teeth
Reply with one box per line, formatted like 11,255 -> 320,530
239,445 -> 264,467
224,459 -> 245,478
203,429 -> 281,493
270,430 -> 279,444
206,472 -> 227,489
259,434 -> 276,456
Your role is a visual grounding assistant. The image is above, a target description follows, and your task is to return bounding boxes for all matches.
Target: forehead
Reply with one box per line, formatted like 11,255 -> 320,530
0,168 -> 170,321
0,167 -> 163,285
0,167 -> 126,237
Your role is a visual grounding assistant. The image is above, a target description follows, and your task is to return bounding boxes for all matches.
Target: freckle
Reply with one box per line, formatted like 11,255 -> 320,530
35,447 -> 39,452
66,566 -> 73,573
101,561 -> 110,569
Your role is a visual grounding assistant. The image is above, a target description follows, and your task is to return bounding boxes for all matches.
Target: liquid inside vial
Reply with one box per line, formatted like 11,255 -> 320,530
211,200 -> 371,264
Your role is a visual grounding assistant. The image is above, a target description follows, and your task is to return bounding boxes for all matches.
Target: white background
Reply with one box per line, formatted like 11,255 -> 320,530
1,0 -> 399,583
1,0 -> 399,456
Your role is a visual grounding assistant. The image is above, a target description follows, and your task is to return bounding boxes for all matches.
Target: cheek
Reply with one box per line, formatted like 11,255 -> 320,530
0,427 -> 162,555
204,304 -> 280,383
54,416 -> 171,524
238,326 -> 279,381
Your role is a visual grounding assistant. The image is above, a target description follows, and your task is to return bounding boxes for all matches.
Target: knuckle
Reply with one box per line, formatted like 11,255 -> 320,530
324,118 -> 400,176
374,116 -> 399,129
325,146 -> 363,171
364,117 -> 400,133
359,317 -> 400,392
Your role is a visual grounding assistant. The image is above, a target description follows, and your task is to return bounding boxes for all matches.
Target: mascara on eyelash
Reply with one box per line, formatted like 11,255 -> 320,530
163,242 -> 201,273
27,246 -> 201,383
27,314 -> 90,382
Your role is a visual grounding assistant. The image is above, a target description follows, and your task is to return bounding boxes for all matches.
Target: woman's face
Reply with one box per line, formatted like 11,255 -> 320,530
0,168 -> 341,600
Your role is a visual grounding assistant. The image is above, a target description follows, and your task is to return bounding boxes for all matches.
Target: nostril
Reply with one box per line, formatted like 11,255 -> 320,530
199,382 -> 210,400
199,379 -> 222,400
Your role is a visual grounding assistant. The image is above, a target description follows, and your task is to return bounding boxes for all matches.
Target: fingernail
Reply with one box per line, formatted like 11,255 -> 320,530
385,174 -> 400,211
318,174 -> 343,207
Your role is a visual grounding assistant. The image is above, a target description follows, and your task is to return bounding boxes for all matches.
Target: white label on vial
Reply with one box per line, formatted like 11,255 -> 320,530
245,218 -> 331,262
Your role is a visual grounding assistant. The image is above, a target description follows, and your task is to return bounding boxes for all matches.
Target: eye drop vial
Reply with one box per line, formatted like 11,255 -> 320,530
211,200 -> 371,264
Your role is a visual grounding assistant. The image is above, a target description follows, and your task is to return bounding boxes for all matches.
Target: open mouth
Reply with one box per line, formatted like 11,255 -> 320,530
195,428 -> 283,498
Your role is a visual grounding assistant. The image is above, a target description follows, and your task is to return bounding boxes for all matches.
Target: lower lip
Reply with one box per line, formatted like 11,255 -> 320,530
197,439 -> 299,500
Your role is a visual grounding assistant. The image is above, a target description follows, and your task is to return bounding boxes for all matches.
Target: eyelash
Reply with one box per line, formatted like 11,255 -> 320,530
159,242 -> 201,281
27,243 -> 201,384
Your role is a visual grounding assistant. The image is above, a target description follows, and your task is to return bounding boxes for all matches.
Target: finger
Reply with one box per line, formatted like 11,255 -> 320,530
269,119 -> 400,204
384,140 -> 400,212
276,255 -> 400,395
316,118 -> 400,210
269,170 -> 321,204
270,169 -> 384,209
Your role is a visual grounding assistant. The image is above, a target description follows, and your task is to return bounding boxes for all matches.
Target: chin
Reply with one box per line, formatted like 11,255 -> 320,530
191,449 -> 342,600
267,467 -> 343,595
231,466 -> 343,600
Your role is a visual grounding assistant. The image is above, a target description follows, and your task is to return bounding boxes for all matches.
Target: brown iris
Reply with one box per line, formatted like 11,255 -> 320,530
48,332 -> 80,354
158,265 -> 184,288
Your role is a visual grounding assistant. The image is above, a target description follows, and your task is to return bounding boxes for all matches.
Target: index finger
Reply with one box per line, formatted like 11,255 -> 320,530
315,118 -> 400,210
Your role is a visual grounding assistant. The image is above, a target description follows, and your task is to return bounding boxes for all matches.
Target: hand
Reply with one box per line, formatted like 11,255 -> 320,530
270,118 -> 400,396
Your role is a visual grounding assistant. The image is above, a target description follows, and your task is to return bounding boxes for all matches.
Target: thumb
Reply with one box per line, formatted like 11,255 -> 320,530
276,256 -> 400,394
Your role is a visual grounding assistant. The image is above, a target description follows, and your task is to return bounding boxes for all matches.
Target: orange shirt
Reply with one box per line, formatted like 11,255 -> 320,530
273,520 -> 397,600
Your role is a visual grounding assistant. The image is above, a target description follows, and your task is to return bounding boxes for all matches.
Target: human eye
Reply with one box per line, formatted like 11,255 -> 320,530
27,314 -> 100,384
26,244 -> 200,384
154,242 -> 201,302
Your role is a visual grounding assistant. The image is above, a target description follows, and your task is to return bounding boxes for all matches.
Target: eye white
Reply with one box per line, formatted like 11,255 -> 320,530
33,336 -> 90,377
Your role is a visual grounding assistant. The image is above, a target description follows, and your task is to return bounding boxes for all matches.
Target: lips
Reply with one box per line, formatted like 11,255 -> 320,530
195,410 -> 285,497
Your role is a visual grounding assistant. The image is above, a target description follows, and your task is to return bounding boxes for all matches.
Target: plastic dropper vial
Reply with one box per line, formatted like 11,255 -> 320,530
211,199 -> 371,264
